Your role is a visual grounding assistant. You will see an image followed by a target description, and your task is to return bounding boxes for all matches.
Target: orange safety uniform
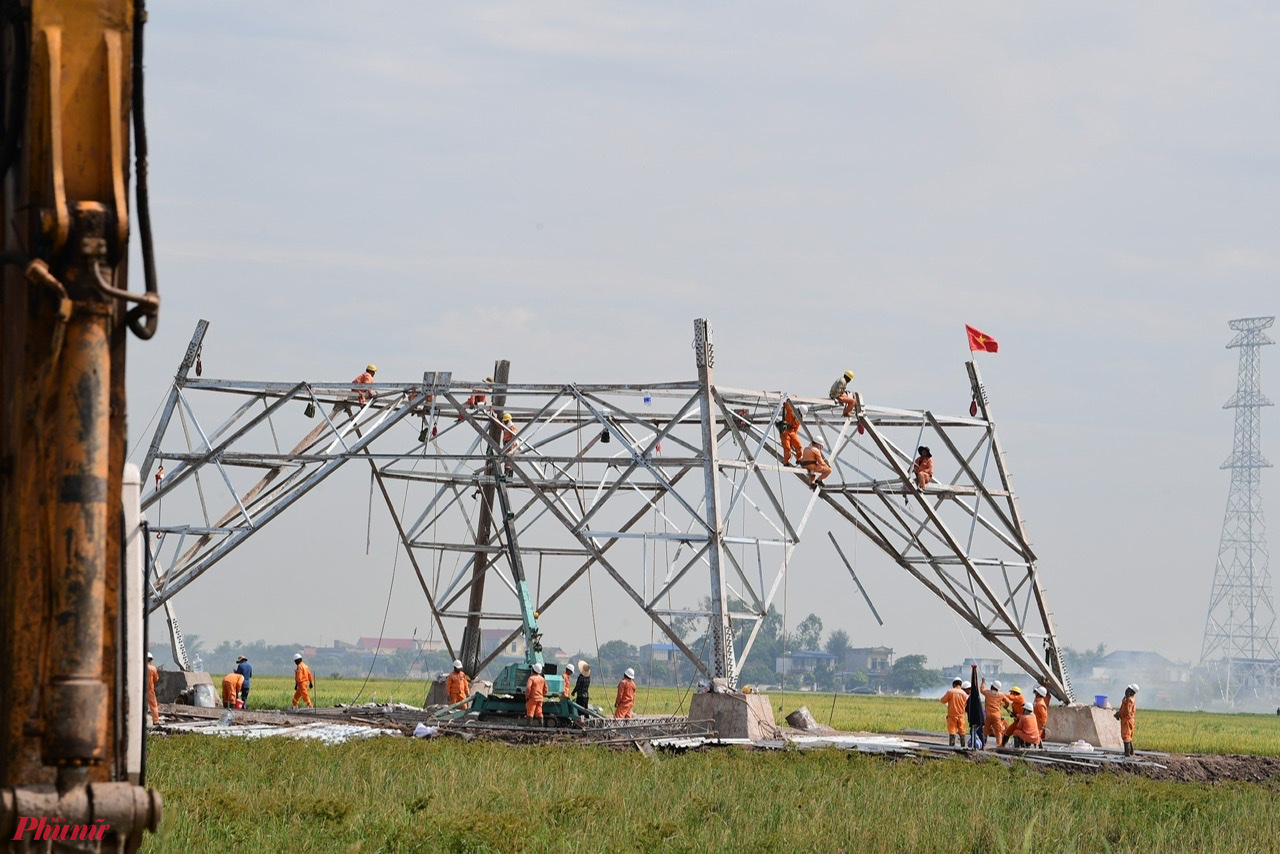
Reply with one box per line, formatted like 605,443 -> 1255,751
1006,711 -> 1041,747
981,684 -> 1007,740
293,660 -> 314,708
912,455 -> 934,489
221,673 -> 245,706
146,663 -> 160,724
525,672 -> 548,718
458,384 -> 490,420
614,677 -> 636,719
799,444 -> 832,485
941,686 -> 968,735
828,376 -> 859,418
1034,695 -> 1049,739
353,370 -> 376,404
446,670 -> 471,705
779,401 -> 802,465
1117,695 -> 1136,743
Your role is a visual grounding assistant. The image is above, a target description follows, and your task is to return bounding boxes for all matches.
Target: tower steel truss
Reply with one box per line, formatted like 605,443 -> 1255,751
140,319 -> 1074,700
1200,316 -> 1280,702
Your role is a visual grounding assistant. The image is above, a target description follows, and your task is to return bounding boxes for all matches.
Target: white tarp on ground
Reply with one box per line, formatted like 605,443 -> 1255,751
163,719 -> 400,744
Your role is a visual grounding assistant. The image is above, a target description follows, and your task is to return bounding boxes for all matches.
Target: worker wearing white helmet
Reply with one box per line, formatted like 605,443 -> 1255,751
941,678 -> 968,746
980,678 -> 1008,746
1032,685 -> 1050,741
798,438 -> 831,491
1116,684 -> 1139,756
525,663 -> 548,723
562,662 -> 575,698
291,654 -> 314,709
615,668 -> 637,719
145,652 -> 160,725
1002,700 -> 1042,748
828,369 -> 860,417
446,659 -> 471,706
352,364 -> 377,404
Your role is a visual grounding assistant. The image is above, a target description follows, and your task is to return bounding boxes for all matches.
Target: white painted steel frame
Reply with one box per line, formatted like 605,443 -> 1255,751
140,320 -> 1074,699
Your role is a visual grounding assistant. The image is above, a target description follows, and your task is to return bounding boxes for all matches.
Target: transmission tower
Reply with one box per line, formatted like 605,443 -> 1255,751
1200,316 -> 1280,703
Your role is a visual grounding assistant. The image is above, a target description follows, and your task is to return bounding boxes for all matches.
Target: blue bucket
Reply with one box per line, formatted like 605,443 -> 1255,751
1094,694 -> 1107,708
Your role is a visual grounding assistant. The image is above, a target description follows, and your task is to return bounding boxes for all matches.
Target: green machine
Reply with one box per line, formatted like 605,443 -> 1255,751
467,468 -> 592,724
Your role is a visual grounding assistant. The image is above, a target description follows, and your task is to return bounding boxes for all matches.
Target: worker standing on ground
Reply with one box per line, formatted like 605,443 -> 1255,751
1033,685 -> 1050,743
941,677 -> 968,746
799,439 -> 832,491
235,655 -> 253,707
1003,686 -> 1024,733
912,446 -> 934,489
353,364 -> 377,404
828,370 -> 860,417
525,663 -> 548,722
446,659 -> 471,706
572,660 -> 591,709
778,399 -> 803,466
292,653 -> 315,709
221,669 -> 245,708
614,668 -> 637,719
1116,684 -> 1138,756
146,652 -> 160,725
1002,701 -> 1042,748
980,679 -> 1007,746
562,663 -> 575,699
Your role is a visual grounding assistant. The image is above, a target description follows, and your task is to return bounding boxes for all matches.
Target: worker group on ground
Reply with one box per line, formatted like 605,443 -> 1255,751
941,677 -> 1139,753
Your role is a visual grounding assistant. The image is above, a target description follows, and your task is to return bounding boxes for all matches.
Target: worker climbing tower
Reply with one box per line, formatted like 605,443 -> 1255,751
1200,316 -> 1280,704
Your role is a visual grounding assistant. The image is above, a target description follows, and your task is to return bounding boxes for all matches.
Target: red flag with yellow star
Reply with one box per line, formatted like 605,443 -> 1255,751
965,324 -> 999,353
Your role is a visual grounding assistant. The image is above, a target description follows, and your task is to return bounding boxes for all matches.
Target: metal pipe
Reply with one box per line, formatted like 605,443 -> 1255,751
43,304 -> 113,780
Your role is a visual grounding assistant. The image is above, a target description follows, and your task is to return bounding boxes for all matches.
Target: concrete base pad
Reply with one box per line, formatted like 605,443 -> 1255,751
1047,704 -> 1122,749
689,691 -> 781,740
424,678 -> 492,707
156,670 -> 216,706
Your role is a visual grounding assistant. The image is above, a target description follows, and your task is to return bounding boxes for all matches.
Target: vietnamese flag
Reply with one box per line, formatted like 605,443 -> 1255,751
965,324 -> 999,353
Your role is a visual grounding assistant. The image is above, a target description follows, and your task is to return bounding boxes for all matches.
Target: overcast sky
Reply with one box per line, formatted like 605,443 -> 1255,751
130,3 -> 1279,678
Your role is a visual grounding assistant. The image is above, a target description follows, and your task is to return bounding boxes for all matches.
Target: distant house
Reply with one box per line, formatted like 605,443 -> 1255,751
640,642 -> 680,663
356,637 -> 415,655
777,650 -> 839,675
945,657 -> 1003,681
845,646 -> 894,676
481,629 -> 525,658
1092,650 -> 1191,685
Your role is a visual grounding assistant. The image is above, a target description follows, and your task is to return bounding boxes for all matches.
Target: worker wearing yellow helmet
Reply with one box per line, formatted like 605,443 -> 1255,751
828,369 -> 860,418
352,363 -> 377,404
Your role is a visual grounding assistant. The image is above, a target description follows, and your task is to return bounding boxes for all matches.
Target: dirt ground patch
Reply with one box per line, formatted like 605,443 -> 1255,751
1118,752 -> 1280,785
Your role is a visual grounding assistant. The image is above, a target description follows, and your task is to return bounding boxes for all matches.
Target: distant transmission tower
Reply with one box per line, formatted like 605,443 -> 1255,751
1200,316 -> 1280,703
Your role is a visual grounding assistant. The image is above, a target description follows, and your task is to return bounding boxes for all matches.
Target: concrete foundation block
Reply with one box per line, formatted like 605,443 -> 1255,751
1047,704 -> 1123,749
689,691 -> 781,740
156,670 -> 216,706
425,678 -> 492,707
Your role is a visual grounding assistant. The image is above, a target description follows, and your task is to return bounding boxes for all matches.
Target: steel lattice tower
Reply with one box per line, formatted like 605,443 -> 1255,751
1200,316 -> 1280,702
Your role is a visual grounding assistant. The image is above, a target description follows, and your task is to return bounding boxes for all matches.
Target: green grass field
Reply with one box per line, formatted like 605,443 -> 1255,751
146,678 -> 1278,852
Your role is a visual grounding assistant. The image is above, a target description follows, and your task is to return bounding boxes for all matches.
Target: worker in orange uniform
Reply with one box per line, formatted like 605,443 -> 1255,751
353,364 -> 377,404
979,678 -> 1007,746
614,667 -> 637,719
146,652 -> 160,725
1115,684 -> 1138,756
458,377 -> 493,420
912,446 -> 933,489
292,653 -> 314,709
1033,685 -> 1050,743
828,370 -> 860,417
525,662 -> 548,723
446,659 -> 471,706
940,677 -> 968,746
1002,701 -> 1042,748
798,439 -> 832,491
221,670 -> 245,708
776,399 -> 803,466
1002,686 -> 1025,731
500,412 -> 519,474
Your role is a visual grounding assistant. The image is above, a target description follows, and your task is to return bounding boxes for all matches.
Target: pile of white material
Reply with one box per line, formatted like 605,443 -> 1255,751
171,720 -> 401,744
